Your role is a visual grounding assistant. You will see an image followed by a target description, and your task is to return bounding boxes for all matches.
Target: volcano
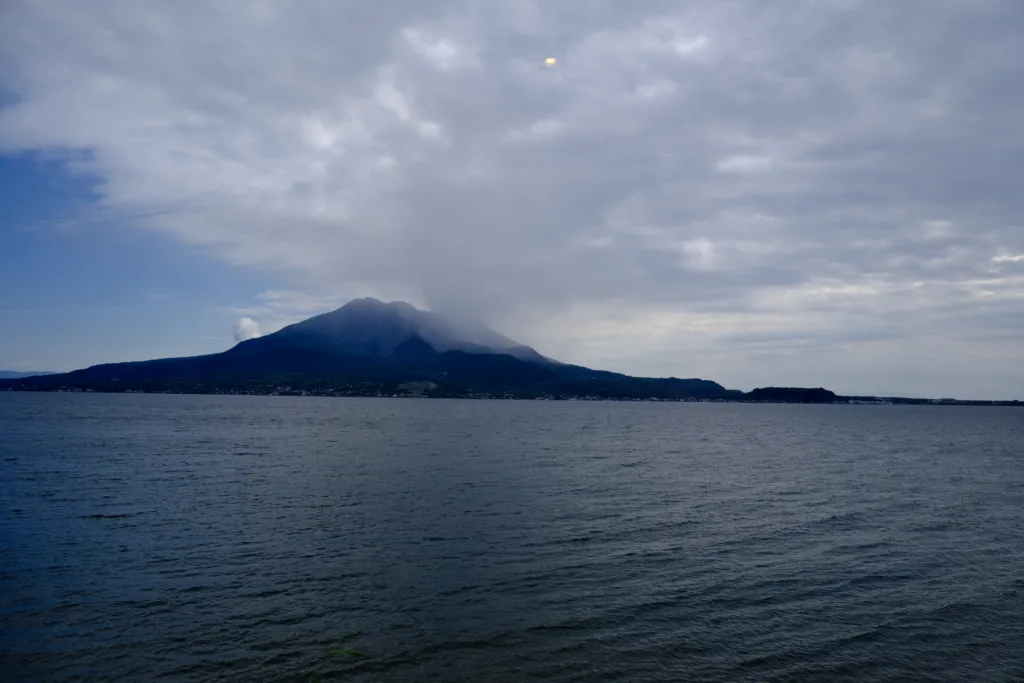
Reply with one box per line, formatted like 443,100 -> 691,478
0,298 -> 735,400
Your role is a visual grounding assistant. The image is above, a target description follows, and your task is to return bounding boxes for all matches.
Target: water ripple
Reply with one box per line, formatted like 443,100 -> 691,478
2,394 -> 1023,682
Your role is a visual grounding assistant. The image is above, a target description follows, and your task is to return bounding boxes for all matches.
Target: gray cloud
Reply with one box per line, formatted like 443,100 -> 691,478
1,0 -> 1022,397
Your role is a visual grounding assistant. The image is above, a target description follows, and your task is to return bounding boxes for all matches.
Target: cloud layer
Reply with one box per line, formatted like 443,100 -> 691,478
2,0 -> 1023,397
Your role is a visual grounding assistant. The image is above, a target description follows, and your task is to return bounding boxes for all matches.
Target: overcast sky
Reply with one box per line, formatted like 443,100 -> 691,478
1,0 -> 1022,399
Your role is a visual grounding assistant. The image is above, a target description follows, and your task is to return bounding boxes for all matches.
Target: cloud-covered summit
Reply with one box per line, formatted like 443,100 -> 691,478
1,1 -> 1022,398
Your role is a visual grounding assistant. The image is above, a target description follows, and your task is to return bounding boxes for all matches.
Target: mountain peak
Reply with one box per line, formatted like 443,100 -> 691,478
238,297 -> 546,362
333,297 -> 419,316
339,296 -> 389,308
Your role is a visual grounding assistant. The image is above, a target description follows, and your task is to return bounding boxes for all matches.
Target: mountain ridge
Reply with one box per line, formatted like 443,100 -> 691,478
0,370 -> 57,379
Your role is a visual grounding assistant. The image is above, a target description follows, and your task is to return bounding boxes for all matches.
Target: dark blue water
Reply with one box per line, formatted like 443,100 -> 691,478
1,393 -> 1022,682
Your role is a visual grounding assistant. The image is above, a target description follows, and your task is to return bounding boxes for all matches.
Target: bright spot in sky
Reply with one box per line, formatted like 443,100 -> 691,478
544,57 -> 557,66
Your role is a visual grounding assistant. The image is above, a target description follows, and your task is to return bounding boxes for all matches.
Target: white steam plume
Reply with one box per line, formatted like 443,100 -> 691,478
233,317 -> 262,342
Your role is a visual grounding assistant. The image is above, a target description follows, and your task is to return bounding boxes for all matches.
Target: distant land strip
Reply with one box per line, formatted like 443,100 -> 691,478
2,381 -> 1019,406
